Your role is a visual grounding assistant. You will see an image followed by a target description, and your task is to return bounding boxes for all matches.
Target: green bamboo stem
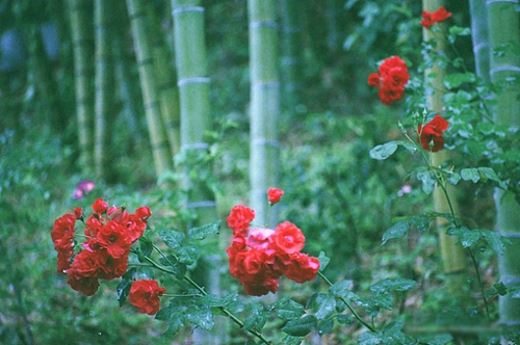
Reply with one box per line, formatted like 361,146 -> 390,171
113,34 -> 143,148
94,0 -> 114,180
422,0 -> 467,295
127,0 -> 172,178
280,0 -> 302,114
469,0 -> 490,81
171,0 -> 216,224
487,0 -> 520,328
249,0 -> 280,227
146,2 -> 181,159
68,0 -> 94,175
171,1 -> 221,342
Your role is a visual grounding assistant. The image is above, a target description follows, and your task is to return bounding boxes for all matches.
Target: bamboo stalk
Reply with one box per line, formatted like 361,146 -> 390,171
469,0 -> 490,81
487,0 -> 520,328
249,0 -> 280,228
68,0 -> 94,175
94,0 -> 114,180
280,0 -> 302,114
146,2 -> 181,159
171,1 -> 222,342
127,0 -> 172,178
113,34 -> 142,149
422,0 -> 467,295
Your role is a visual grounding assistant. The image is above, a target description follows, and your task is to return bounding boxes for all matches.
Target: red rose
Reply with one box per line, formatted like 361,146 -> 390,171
267,187 -> 284,205
96,220 -> 131,259
421,6 -> 452,29
56,248 -> 73,273
74,207 -> 83,219
243,277 -> 279,296
68,249 -> 102,278
272,221 -> 305,255
368,56 -> 409,105
92,198 -> 108,214
122,213 -> 147,243
135,206 -> 152,220
67,270 -> 99,296
51,214 -> 76,251
417,114 -> 449,152
226,205 -> 255,236
284,253 -> 320,283
129,280 -> 166,315
85,214 -> 103,237
367,73 -> 380,87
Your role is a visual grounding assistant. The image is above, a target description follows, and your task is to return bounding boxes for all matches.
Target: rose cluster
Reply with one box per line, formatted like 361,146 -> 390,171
226,203 -> 320,296
51,198 -> 151,296
368,56 -> 410,105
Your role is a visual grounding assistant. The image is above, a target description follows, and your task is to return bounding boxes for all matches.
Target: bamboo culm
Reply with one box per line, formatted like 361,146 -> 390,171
127,0 -> 172,178
422,0 -> 467,295
68,0 -> 94,175
94,0 -> 114,180
249,0 -> 280,228
146,2 -> 181,159
487,0 -> 520,328
171,0 -> 222,342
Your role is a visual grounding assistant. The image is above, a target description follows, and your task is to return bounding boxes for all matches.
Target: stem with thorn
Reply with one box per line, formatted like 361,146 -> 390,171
144,244 -> 272,345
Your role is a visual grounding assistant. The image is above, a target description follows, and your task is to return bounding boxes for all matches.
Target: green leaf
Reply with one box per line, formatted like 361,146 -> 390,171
275,298 -> 305,321
370,278 -> 416,294
313,293 -> 336,320
444,73 -> 476,89
460,168 -> 480,183
243,303 -> 266,331
159,296 -> 214,331
188,221 -> 221,240
318,251 -> 330,271
330,280 -> 359,303
159,229 -> 185,249
137,237 -> 153,262
449,26 -> 471,37
116,268 -> 136,306
178,245 -> 200,265
448,226 -> 481,248
282,315 -> 317,337
280,335 -> 304,345
158,255 -> 187,279
370,141 -> 398,160
418,334 -> 453,345
416,169 -> 436,194
382,221 -> 409,245
478,167 -> 507,189
317,318 -> 334,335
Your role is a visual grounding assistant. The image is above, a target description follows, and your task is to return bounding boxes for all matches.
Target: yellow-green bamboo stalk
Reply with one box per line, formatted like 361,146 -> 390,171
127,0 -> 171,178
249,0 -> 280,227
487,0 -> 520,328
68,0 -> 94,174
423,0 -> 467,294
146,2 -> 181,158
94,0 -> 114,180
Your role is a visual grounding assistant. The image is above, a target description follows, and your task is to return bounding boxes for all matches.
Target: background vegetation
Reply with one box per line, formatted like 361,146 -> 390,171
0,0 -> 518,344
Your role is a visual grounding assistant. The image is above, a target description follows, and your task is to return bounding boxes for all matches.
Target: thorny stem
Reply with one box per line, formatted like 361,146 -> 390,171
317,271 -> 377,333
401,126 -> 491,320
146,244 -> 272,345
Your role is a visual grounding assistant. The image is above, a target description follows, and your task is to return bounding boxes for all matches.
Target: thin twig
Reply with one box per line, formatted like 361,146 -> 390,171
318,271 -> 376,333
